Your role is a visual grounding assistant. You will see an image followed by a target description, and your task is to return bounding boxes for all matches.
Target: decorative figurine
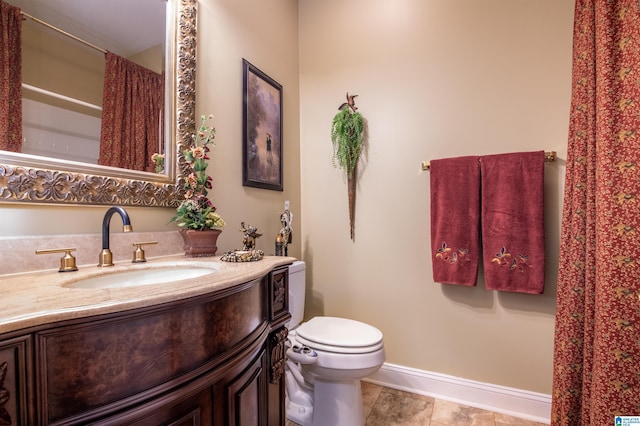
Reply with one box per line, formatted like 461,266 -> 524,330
240,222 -> 263,251
220,222 -> 265,262
338,92 -> 358,112
278,201 -> 293,255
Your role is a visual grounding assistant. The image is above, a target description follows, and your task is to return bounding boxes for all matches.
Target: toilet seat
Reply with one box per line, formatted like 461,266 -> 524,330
295,316 -> 383,354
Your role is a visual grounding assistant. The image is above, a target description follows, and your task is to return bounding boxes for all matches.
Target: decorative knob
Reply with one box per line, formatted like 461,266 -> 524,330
35,248 -> 78,272
132,241 -> 158,263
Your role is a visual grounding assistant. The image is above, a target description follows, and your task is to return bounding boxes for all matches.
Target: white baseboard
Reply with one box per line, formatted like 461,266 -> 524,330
364,363 -> 551,424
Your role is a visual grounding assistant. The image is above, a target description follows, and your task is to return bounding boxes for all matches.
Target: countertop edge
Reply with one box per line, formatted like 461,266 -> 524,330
0,255 -> 297,335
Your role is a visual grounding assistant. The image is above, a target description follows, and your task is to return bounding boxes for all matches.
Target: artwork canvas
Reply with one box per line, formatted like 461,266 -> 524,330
242,59 -> 283,191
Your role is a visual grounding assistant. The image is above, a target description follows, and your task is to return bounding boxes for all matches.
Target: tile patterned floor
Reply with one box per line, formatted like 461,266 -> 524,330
287,382 -> 548,426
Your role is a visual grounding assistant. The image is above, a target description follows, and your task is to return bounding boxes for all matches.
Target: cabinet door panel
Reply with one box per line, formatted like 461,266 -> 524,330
106,387 -> 212,426
0,335 -> 31,426
218,350 -> 267,426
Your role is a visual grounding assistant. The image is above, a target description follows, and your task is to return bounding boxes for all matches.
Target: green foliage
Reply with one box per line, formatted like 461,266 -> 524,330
331,108 -> 364,178
171,200 -> 225,230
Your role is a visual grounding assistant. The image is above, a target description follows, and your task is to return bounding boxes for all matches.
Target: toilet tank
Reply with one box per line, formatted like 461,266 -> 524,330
288,261 -> 306,329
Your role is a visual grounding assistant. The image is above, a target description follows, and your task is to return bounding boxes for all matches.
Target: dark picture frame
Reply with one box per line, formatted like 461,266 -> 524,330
242,59 -> 283,191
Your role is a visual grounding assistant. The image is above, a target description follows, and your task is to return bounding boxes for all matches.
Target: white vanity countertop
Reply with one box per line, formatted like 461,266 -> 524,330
0,255 -> 296,335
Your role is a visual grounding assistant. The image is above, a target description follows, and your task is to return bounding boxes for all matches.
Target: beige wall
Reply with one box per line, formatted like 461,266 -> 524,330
196,0 -> 301,257
298,0 -> 574,394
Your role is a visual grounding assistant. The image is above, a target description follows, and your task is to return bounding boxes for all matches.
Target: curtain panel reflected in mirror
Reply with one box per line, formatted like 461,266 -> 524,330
100,52 -> 164,173
0,0 -> 22,153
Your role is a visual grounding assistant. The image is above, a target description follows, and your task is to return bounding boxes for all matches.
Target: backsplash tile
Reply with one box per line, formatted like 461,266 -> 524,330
1,231 -> 184,275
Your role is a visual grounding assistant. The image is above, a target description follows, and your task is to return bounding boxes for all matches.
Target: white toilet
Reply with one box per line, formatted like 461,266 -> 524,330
286,261 -> 385,426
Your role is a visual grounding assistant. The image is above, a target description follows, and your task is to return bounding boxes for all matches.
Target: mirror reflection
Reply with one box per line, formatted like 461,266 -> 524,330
3,0 -> 167,173
0,0 -> 195,207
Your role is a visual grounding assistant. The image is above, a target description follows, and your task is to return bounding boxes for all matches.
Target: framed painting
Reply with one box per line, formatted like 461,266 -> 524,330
242,59 -> 283,191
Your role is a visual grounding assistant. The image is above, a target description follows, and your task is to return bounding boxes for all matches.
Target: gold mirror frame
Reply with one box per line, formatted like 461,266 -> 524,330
0,0 -> 195,207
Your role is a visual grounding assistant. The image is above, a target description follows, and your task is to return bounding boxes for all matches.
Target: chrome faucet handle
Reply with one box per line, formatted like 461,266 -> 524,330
132,241 -> 158,263
36,247 -> 78,272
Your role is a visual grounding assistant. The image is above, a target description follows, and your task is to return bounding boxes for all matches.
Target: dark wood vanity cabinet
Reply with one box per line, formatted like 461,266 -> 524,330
0,265 -> 290,425
0,335 -> 32,426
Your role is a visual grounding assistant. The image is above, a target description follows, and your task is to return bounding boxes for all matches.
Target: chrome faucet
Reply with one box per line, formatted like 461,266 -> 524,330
98,206 -> 133,267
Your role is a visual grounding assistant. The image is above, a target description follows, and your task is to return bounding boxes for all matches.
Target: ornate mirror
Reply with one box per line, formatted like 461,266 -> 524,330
0,0 -> 195,207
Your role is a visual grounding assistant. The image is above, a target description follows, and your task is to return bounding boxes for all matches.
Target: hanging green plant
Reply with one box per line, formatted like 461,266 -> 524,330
331,93 -> 365,240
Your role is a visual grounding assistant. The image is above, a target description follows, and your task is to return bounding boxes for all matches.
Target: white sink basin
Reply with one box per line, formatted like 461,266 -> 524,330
65,264 -> 218,289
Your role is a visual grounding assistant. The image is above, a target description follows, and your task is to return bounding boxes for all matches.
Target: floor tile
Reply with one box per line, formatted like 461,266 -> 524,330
286,383 -> 547,426
365,387 -> 435,426
362,381 -> 383,418
494,412 -> 548,426
431,399 -> 496,426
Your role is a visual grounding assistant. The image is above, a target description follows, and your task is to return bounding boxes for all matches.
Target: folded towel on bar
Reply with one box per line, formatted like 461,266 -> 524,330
430,156 -> 481,286
480,151 -> 545,294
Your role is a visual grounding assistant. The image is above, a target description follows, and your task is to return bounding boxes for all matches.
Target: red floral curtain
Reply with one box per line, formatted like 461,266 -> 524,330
0,0 -> 22,152
99,52 -> 164,172
551,0 -> 640,423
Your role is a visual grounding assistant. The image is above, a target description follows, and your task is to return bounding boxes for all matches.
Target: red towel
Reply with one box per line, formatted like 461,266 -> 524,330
480,151 -> 545,294
430,156 -> 481,286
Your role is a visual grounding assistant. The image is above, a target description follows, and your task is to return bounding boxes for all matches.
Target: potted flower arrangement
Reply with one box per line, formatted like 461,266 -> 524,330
172,114 -> 226,256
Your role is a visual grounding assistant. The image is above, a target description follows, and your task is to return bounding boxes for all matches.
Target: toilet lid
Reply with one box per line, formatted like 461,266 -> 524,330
295,316 -> 383,354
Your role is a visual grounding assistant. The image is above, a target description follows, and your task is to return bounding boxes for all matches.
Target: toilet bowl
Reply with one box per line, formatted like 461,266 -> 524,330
286,261 -> 385,426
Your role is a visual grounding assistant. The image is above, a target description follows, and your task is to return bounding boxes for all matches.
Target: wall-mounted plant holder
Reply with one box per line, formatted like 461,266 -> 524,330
331,93 -> 365,241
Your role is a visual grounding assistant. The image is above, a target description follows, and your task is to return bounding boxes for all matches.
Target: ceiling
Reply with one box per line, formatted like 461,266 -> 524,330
10,0 -> 166,57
